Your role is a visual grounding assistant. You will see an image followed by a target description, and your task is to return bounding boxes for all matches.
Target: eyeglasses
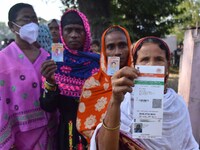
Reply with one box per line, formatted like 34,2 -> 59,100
15,16 -> 38,24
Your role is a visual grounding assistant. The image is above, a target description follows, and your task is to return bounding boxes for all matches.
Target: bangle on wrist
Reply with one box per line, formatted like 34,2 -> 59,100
102,119 -> 120,131
44,81 -> 56,91
45,80 -> 56,87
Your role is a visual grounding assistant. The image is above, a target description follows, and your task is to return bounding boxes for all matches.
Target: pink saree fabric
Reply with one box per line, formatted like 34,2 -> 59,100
0,42 -> 56,149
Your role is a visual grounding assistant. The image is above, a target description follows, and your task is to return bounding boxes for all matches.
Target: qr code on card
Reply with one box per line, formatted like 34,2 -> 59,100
152,99 -> 162,108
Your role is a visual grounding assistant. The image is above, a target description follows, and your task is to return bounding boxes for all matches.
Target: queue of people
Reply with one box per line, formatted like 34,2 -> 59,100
0,2 -> 199,150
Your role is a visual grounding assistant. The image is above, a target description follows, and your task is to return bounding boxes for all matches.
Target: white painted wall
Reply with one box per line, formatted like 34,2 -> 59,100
178,29 -> 200,145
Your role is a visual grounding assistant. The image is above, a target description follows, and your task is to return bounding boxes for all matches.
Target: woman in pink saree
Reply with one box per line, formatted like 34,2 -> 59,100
0,3 -> 57,150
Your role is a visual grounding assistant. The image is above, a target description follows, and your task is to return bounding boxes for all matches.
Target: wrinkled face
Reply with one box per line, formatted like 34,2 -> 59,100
10,7 -> 38,34
62,24 -> 86,50
48,20 -> 60,43
105,31 -> 129,68
136,42 -> 169,77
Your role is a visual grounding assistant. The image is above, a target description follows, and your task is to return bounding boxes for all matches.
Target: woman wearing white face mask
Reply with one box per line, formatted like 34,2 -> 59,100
0,3 -> 57,150
11,21 -> 39,44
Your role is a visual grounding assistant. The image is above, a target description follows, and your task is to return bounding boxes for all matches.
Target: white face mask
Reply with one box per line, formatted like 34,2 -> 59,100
12,22 -> 39,44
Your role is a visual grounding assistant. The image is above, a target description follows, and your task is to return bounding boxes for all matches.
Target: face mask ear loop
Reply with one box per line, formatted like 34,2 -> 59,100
12,22 -> 21,35
12,22 -> 21,28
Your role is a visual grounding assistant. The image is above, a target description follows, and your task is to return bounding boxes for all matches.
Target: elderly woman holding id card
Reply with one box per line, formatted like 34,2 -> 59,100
90,36 -> 199,150
76,25 -> 132,144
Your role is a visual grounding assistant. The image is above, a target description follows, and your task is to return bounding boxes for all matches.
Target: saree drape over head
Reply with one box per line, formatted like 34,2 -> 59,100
40,9 -> 100,149
76,25 -> 133,142
55,9 -> 100,98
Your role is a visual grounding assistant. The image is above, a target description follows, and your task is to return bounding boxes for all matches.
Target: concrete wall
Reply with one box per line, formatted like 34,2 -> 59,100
178,28 -> 200,145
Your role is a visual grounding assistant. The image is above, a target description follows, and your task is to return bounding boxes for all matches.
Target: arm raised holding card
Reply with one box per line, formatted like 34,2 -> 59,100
96,66 -> 139,150
90,36 -> 199,150
76,25 -> 133,145
39,10 -> 100,149
40,59 -> 58,112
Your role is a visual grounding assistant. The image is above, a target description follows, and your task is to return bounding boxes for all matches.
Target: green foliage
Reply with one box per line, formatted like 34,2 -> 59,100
0,22 -> 14,41
60,0 -> 200,42
170,0 -> 200,42
61,0 -> 78,10
110,0 -> 183,41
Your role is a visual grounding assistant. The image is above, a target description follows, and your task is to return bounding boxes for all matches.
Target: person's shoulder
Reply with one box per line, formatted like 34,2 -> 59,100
0,46 -> 12,72
39,47 -> 50,60
0,43 -> 12,56
0,49 -> 5,60
87,51 -> 100,61
93,52 -> 100,59
171,88 -> 187,106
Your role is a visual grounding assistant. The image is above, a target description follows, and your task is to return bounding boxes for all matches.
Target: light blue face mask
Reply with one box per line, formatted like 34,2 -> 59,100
12,22 -> 39,44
